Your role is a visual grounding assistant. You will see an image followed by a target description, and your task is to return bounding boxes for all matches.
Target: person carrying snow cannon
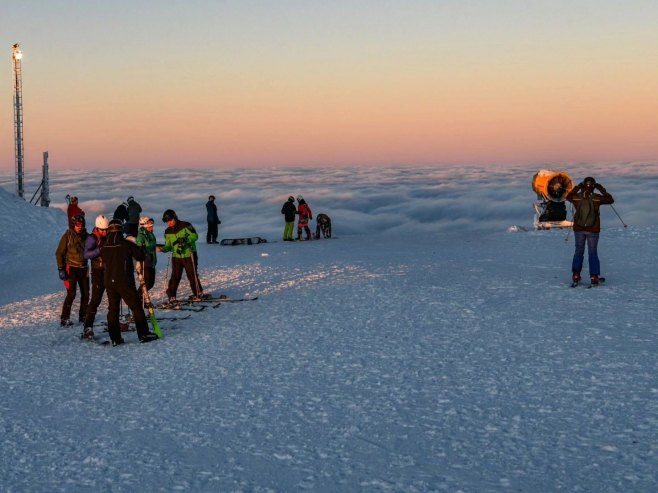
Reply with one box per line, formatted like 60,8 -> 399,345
55,213 -> 90,327
296,196 -> 312,241
136,216 -> 158,301
314,213 -> 332,239
101,219 -> 158,345
565,177 -> 615,286
281,196 -> 296,241
157,209 -> 205,305
81,214 -> 110,339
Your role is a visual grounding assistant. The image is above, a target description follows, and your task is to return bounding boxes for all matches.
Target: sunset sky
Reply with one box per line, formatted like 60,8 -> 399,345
1,0 -> 657,171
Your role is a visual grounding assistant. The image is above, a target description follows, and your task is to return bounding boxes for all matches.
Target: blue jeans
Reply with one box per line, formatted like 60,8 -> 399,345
572,231 -> 600,276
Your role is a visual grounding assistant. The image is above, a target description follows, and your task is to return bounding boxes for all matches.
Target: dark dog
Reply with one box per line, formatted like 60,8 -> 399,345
314,213 -> 332,239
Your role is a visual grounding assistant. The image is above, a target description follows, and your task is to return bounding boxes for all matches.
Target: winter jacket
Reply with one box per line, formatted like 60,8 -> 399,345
136,228 -> 158,267
56,228 -> 89,270
102,231 -> 145,286
281,200 -> 296,222
161,220 -> 199,259
127,199 -> 142,224
297,201 -> 312,226
566,186 -> 614,233
206,201 -> 220,224
84,228 -> 106,270
113,203 -> 129,223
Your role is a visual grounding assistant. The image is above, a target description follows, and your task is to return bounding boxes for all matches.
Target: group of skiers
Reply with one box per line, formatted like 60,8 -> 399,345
281,195 -> 331,241
56,196 -> 206,346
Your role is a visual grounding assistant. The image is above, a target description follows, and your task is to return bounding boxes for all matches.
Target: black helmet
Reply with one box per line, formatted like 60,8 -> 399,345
108,219 -> 123,233
162,209 -> 178,222
583,177 -> 596,190
71,214 -> 85,226
288,196 -> 294,202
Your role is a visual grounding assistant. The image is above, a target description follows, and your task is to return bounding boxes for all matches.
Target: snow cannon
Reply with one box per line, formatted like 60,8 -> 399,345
532,170 -> 574,230
532,170 -> 573,202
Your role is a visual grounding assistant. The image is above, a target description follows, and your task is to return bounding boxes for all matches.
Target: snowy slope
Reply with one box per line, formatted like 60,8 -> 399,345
1,166 -> 657,492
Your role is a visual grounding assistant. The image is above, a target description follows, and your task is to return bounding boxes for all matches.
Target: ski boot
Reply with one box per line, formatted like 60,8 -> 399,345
139,332 -> 159,343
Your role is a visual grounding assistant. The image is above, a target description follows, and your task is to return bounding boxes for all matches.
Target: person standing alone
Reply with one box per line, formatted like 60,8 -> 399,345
565,176 -> 615,286
205,195 -> 221,244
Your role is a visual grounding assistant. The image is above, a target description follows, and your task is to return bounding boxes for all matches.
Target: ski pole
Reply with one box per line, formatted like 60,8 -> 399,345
161,252 -> 171,303
564,203 -> 574,242
610,204 -> 627,228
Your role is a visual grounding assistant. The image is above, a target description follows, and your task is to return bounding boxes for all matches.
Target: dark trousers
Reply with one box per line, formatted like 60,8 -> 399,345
83,268 -> 105,328
297,224 -> 311,239
61,266 -> 89,322
106,280 -> 149,342
572,231 -> 601,276
207,221 -> 218,243
166,256 -> 203,299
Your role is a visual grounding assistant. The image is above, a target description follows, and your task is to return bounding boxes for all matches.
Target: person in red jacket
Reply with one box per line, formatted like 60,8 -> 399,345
66,196 -> 84,229
565,176 -> 614,285
296,196 -> 312,241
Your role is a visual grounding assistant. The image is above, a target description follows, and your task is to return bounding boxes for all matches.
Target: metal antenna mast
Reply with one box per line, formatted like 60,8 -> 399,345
12,43 -> 25,199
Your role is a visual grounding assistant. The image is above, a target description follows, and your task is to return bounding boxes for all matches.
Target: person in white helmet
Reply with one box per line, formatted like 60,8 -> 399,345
81,214 -> 110,338
136,216 -> 158,299
296,196 -> 312,241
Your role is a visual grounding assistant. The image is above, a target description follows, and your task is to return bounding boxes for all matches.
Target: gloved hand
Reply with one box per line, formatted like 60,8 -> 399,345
58,269 -> 67,280
595,183 -> 606,192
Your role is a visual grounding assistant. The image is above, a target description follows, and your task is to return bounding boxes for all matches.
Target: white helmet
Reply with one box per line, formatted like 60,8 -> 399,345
139,216 -> 154,227
297,195 -> 303,202
95,214 -> 110,229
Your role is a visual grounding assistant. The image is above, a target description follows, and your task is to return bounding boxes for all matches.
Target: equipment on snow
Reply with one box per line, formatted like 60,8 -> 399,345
220,237 -> 268,246
532,170 -> 574,230
136,261 -> 163,338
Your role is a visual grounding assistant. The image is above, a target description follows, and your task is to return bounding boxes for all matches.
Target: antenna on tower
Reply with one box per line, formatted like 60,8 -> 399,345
12,43 -> 25,199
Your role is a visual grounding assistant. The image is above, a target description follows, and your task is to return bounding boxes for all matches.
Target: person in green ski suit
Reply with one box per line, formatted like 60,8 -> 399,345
157,209 -> 204,304
136,216 -> 157,296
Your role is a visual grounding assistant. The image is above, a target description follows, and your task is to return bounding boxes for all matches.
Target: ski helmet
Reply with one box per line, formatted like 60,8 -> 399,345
208,195 -> 215,201
127,196 -> 134,203
297,195 -> 303,203
95,214 -> 110,229
71,214 -> 85,226
583,176 -> 596,188
139,216 -> 154,227
288,196 -> 294,202
108,219 -> 123,233
162,209 -> 178,222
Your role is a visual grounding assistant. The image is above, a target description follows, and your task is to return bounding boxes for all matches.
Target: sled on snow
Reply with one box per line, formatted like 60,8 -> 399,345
220,237 -> 268,246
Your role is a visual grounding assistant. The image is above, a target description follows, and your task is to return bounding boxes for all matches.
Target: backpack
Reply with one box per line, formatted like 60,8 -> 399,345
574,195 -> 596,227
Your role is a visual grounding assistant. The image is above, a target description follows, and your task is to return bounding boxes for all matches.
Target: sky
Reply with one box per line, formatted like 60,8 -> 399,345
1,0 -> 657,171
1,167 -> 657,491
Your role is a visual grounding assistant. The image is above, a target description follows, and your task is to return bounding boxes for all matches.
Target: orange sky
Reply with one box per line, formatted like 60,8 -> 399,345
1,1 -> 657,170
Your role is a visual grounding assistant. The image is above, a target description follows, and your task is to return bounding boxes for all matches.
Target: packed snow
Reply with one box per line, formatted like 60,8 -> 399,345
0,164 -> 656,492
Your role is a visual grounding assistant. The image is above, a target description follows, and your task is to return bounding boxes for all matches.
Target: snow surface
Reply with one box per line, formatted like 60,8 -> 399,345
1,165 -> 657,492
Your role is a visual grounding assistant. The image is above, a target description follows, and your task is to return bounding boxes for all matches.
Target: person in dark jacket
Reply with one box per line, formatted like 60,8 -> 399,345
281,196 -> 296,241
565,176 -> 615,285
314,213 -> 332,239
205,195 -> 221,244
81,215 -> 109,338
101,219 -> 158,345
55,213 -> 89,326
126,196 -> 142,237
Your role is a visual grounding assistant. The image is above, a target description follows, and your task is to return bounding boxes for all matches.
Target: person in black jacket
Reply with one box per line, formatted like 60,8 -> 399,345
205,195 -> 221,244
101,219 -> 158,346
281,196 -> 296,241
